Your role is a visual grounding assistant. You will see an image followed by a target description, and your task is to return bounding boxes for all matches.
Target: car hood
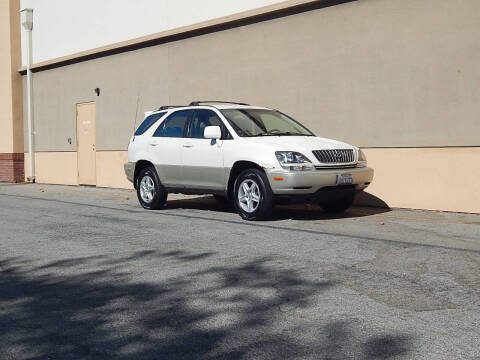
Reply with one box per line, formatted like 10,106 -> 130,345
242,136 -> 358,152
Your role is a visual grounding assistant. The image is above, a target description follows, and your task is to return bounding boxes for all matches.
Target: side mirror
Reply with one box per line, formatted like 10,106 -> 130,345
204,126 -> 222,139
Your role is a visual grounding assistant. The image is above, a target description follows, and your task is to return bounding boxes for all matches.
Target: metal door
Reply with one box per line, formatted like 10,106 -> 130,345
76,102 -> 96,185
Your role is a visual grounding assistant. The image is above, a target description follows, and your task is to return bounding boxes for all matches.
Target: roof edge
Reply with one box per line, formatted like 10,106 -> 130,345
18,0 -> 349,74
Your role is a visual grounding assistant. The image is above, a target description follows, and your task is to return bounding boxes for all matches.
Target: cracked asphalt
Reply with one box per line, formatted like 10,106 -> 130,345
0,183 -> 479,359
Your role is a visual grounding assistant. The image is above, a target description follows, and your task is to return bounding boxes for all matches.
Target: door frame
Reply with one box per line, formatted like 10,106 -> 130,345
76,101 -> 97,185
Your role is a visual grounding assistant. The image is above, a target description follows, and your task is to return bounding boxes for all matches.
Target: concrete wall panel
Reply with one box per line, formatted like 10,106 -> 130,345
358,147 -> 480,214
96,151 -> 133,189
94,47 -> 170,151
25,152 -> 78,185
28,46 -> 169,152
167,0 -> 480,147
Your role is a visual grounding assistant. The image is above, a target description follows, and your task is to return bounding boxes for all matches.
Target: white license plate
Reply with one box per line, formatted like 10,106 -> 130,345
336,173 -> 353,185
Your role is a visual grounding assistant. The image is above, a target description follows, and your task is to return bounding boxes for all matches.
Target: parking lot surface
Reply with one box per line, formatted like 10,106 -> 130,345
0,183 -> 479,359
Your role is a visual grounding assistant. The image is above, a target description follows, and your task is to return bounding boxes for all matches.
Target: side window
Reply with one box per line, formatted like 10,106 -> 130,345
153,110 -> 190,137
135,111 -> 166,135
188,109 -> 224,139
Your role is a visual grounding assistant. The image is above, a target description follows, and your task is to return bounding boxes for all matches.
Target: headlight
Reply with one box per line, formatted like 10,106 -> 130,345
357,149 -> 367,168
275,151 -> 314,171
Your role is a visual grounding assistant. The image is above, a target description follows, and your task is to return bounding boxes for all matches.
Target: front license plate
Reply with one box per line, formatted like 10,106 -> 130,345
336,173 -> 353,186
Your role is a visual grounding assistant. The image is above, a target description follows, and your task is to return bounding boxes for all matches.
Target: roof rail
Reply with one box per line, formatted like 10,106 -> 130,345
157,105 -> 187,111
189,101 -> 250,106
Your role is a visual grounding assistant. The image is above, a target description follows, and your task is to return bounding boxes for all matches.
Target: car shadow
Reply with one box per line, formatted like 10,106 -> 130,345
164,195 -> 391,221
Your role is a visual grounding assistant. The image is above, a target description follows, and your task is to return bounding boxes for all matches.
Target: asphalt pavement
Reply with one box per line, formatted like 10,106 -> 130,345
0,183 -> 479,359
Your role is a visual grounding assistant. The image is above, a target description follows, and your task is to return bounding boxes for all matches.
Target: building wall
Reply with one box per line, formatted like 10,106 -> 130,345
25,0 -> 480,152
20,0 -> 480,213
0,0 -> 24,182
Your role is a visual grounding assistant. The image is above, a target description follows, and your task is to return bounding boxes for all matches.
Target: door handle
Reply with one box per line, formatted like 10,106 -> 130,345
149,141 -> 159,146
183,143 -> 193,148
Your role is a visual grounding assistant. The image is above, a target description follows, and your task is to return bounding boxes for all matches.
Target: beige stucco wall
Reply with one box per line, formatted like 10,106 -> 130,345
96,151 -> 133,189
25,151 -> 133,189
25,152 -> 78,186
0,0 -> 23,154
24,0 -> 480,153
360,147 -> 480,213
27,147 -> 480,214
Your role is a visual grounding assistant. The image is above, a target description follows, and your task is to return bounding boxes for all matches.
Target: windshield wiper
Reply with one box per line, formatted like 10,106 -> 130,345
273,132 -> 315,136
252,132 -> 297,137
272,132 -> 295,136
250,131 -> 314,137
260,131 -> 308,136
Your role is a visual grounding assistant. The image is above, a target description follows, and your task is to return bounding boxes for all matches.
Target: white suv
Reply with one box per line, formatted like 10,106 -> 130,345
125,101 -> 373,220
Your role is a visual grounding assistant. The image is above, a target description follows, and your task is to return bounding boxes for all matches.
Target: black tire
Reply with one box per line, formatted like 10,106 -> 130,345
136,166 -> 168,210
234,168 -> 274,221
319,192 -> 355,213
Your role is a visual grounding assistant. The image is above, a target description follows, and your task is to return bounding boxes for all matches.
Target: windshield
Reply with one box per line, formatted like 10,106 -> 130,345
220,109 -> 315,137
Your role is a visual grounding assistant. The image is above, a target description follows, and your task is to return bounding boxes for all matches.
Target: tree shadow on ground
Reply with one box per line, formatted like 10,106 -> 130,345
0,251 -> 411,359
164,196 -> 390,221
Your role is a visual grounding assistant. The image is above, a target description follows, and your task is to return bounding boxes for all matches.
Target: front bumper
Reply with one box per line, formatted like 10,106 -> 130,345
124,162 -> 135,183
265,166 -> 374,195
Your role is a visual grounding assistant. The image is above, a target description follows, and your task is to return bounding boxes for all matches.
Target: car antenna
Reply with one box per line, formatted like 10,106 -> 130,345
131,90 -> 141,140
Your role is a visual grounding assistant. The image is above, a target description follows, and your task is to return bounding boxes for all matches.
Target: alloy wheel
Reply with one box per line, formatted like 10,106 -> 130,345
139,175 -> 155,203
238,179 -> 261,213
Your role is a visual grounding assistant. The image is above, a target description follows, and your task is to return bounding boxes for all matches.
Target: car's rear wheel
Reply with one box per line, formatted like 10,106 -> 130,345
136,166 -> 168,210
234,169 -> 274,220
319,192 -> 355,213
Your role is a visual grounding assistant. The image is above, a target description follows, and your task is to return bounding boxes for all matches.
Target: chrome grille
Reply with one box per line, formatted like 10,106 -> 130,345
312,149 -> 354,164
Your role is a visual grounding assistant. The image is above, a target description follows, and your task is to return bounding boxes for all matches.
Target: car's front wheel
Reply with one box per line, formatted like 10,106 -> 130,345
136,166 -> 168,210
234,169 -> 274,220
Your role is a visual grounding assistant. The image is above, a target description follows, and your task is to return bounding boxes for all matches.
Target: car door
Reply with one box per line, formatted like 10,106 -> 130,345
182,109 -> 227,190
149,109 -> 191,188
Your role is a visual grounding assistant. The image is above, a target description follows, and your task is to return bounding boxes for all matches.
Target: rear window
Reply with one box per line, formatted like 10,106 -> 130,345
135,111 -> 167,136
